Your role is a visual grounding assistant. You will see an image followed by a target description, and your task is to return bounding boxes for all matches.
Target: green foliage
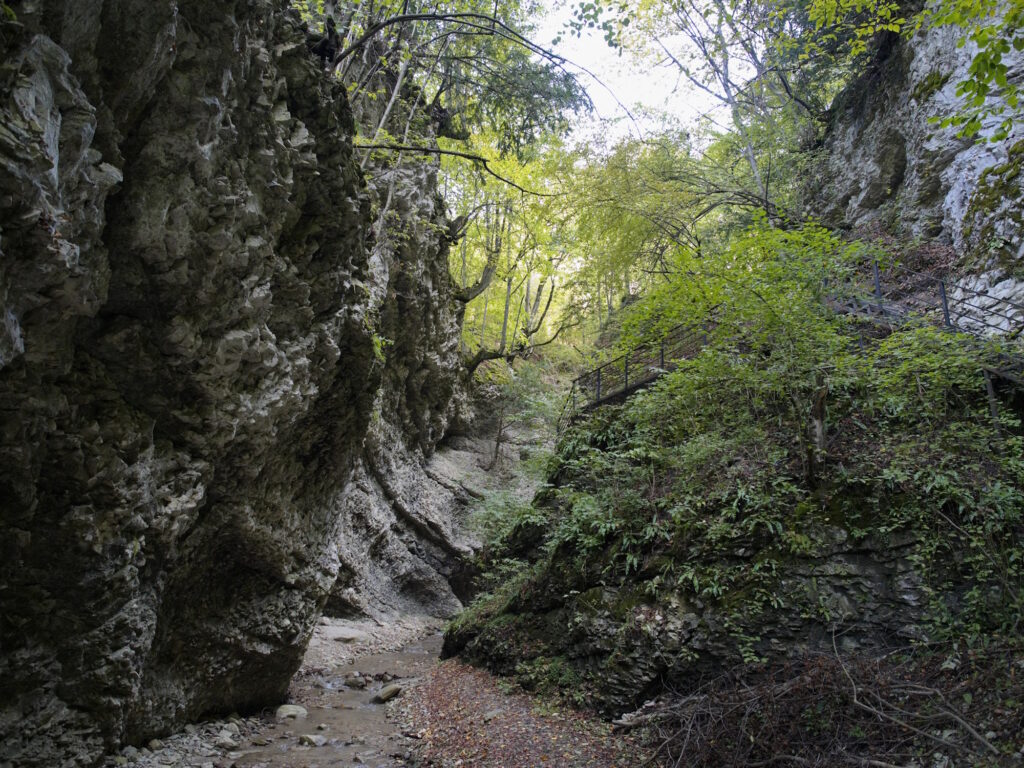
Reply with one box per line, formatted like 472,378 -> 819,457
470,490 -> 549,557
471,222 -> 1024,658
809,0 -> 1024,140
926,0 -> 1024,141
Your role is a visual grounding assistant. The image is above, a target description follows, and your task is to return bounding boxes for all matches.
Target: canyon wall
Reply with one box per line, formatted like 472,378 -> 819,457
0,2 -> 467,765
813,20 -> 1024,317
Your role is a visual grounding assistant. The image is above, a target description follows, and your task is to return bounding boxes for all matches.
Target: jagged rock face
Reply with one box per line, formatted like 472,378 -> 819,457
814,23 -> 1024,287
0,1 -> 387,764
328,155 -> 477,621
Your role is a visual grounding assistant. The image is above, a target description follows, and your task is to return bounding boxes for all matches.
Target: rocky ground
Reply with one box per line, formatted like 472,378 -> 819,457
102,616 -> 443,768
102,612 -> 644,768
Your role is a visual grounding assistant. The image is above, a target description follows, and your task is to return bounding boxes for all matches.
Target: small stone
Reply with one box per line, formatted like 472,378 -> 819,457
122,746 -> 140,760
275,704 -> 308,719
213,735 -> 239,750
251,738 -> 271,746
322,626 -> 370,643
372,684 -> 402,703
298,734 -> 327,747
148,739 -> 164,750
483,708 -> 503,723
184,724 -> 198,734
316,723 -> 328,731
113,758 -> 128,766
223,722 -> 240,735
985,731 -> 998,740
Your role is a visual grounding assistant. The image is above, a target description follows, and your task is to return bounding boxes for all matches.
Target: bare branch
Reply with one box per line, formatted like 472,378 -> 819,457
354,143 -> 555,197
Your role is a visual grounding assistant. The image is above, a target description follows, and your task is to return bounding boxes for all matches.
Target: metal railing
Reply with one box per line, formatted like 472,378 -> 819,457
557,262 -> 1024,433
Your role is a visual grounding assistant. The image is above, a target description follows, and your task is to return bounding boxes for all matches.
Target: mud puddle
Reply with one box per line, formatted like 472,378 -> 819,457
232,633 -> 442,768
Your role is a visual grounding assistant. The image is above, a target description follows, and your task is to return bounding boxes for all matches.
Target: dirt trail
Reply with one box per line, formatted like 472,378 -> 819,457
106,615 -> 645,768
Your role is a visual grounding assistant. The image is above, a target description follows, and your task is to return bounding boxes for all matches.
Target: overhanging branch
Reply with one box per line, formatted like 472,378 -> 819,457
354,143 -> 554,197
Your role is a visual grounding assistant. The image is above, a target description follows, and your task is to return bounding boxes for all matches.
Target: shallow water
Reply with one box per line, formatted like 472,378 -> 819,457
232,633 -> 442,768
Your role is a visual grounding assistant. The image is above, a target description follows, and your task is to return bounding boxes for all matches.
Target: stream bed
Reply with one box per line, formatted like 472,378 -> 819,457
232,633 -> 443,768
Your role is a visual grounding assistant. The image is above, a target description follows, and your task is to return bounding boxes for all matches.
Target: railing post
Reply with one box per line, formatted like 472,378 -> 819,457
660,339 -> 665,369
872,260 -> 884,315
984,370 -> 1002,438
572,384 -> 577,414
595,367 -> 601,403
939,279 -> 951,328
624,354 -> 629,391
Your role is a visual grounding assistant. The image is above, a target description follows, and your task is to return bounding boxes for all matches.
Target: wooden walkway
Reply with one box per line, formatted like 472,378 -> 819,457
557,262 -> 1024,432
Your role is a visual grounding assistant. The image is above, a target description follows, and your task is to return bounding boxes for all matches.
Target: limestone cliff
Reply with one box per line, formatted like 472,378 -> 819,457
814,20 -> 1024,318
0,2 -> 466,765
330,156 -> 477,622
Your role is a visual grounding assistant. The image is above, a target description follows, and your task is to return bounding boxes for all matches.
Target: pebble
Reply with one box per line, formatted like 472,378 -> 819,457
298,734 -> 327,747
275,704 -> 308,719
347,676 -> 368,689
213,735 -> 239,750
148,739 -> 164,750
372,684 -> 402,703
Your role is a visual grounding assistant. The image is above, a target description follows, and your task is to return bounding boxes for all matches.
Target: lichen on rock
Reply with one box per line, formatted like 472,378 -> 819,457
0,2 -> 468,766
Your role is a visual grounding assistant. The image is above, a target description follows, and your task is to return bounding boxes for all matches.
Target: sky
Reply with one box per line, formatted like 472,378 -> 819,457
531,0 -> 725,144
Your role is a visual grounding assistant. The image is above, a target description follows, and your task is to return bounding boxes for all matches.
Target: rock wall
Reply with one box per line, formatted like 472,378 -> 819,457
0,2 -> 465,766
813,19 -> 1024,317
329,158 -> 477,622
445,520 -> 928,716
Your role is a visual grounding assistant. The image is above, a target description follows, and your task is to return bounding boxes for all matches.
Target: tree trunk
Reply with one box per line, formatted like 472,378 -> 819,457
498,275 -> 513,354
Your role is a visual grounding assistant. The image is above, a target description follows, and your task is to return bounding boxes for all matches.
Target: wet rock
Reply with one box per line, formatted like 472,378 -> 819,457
275,705 -> 308,720
0,1 -> 471,766
298,734 -> 328,747
372,684 -> 403,703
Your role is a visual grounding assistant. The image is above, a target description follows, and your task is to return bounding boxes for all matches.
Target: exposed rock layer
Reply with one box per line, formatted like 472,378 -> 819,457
0,2 -> 465,765
814,21 -> 1024,305
331,160 -> 476,621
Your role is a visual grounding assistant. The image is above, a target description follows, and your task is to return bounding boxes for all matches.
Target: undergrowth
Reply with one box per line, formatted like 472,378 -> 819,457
451,224 -> 1024,762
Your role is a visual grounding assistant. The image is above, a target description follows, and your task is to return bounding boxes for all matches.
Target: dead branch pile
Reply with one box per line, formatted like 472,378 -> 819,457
629,643 -> 1022,767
